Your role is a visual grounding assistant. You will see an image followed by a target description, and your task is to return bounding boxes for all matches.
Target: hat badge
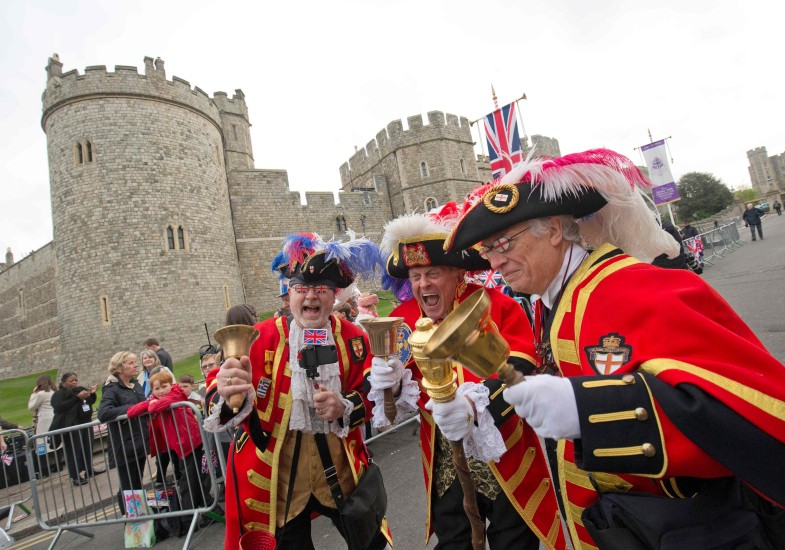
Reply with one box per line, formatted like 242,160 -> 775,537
483,183 -> 519,214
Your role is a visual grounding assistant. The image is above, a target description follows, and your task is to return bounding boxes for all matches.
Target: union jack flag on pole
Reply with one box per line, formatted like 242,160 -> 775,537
484,101 -> 523,180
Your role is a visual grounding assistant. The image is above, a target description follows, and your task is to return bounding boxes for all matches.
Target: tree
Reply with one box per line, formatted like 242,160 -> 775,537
675,172 -> 734,221
734,188 -> 758,203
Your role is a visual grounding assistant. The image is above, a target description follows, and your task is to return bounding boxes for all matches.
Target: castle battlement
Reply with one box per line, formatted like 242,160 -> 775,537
212,89 -> 249,120
42,55 -> 223,130
747,146 -> 768,157
340,110 -> 472,186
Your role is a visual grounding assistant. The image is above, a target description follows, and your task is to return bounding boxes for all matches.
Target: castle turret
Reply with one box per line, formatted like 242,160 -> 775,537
41,55 -> 246,376
213,89 -> 254,170
339,111 -> 482,216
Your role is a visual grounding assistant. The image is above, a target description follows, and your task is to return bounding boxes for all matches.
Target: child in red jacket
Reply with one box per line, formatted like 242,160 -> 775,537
127,371 -> 209,510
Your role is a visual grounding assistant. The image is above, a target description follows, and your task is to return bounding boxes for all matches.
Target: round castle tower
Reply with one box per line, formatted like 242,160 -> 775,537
42,55 -> 246,377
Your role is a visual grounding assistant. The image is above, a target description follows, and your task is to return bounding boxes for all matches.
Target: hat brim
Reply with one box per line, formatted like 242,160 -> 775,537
445,182 -> 607,252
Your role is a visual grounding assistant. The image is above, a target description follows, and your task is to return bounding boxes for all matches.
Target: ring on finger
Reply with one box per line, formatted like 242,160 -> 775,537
226,376 -> 232,386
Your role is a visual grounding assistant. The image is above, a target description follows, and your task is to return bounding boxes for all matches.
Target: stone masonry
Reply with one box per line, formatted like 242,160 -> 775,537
0,55 -> 560,383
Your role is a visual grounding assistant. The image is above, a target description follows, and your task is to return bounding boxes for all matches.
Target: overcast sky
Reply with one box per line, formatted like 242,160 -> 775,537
2,0 -> 782,258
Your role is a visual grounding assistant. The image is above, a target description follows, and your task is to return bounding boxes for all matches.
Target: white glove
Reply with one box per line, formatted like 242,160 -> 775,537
502,375 -> 581,440
369,357 -> 404,392
425,396 -> 474,442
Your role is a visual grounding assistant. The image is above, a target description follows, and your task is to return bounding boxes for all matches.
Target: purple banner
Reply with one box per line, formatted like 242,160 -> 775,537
641,139 -> 666,152
652,181 -> 681,205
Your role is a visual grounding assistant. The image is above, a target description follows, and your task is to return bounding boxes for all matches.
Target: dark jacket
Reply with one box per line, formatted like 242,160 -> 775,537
653,221 -> 690,271
97,379 -> 149,468
742,207 -> 764,226
156,348 -> 173,369
51,387 -> 96,429
681,224 -> 699,239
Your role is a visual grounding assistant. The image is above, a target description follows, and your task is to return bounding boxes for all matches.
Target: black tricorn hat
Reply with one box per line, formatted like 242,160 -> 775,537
279,250 -> 353,288
272,233 -> 383,289
444,149 -> 652,253
386,234 -> 490,279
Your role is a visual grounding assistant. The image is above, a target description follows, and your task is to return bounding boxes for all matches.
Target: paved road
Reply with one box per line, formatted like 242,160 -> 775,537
8,215 -> 784,550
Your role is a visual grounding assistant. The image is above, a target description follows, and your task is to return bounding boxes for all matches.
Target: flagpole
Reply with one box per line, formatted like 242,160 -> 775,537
514,92 -> 528,154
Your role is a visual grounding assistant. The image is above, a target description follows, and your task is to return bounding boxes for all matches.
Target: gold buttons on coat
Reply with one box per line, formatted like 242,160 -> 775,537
622,374 -> 635,384
634,407 -> 649,421
641,443 -> 656,457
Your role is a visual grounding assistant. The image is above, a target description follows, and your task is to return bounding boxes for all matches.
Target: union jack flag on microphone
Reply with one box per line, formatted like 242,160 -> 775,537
303,329 -> 328,346
484,102 -> 523,180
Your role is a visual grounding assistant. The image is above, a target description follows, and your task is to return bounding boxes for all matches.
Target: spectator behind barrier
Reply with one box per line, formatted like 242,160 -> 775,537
97,352 -> 149,515
50,372 -> 102,486
127,371 -> 210,513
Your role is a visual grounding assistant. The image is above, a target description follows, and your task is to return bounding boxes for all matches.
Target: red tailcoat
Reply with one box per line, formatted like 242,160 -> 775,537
392,283 -> 567,549
545,244 -> 785,549
208,316 -> 392,549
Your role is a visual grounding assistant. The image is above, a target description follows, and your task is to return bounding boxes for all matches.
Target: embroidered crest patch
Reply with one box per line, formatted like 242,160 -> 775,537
584,333 -> 632,375
402,243 -> 431,267
396,323 -> 413,365
256,377 -> 272,399
349,336 -> 367,362
482,183 -> 520,214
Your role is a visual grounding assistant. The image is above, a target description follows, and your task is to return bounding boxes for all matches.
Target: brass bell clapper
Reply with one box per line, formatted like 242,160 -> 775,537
359,316 -> 405,424
410,317 -> 486,550
213,324 -> 261,413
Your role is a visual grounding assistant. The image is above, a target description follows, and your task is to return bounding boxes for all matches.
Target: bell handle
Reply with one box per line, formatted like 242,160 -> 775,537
228,392 -> 245,414
499,363 -> 525,386
383,388 -> 397,423
449,440 -> 486,550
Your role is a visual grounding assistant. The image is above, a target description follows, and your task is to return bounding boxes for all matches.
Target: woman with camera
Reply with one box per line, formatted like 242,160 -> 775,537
51,372 -> 103,486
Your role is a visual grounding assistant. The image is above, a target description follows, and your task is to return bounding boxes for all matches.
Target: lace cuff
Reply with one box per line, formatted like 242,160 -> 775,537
459,382 -> 507,463
203,389 -> 254,433
368,368 -> 419,428
329,396 -> 353,438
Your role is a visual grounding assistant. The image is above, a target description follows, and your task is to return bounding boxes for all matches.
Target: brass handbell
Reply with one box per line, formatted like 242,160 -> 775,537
359,316 -> 405,423
409,318 -> 456,402
213,324 -> 260,412
423,288 -> 524,386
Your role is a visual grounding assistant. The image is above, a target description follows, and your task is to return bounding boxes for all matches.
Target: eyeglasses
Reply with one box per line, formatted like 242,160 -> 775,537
478,226 -> 532,259
290,283 -> 334,295
200,362 -> 216,372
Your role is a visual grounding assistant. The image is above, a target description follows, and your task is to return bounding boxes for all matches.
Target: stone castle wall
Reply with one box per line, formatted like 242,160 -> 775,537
339,111 -> 483,215
41,57 -> 245,384
228,168 -> 387,313
0,243 -> 61,379
0,55 -> 561,383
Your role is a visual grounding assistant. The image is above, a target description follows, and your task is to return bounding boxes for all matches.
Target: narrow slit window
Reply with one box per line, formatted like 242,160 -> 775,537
223,285 -> 230,309
86,141 -> 93,162
100,296 -> 111,324
18,289 -> 25,316
177,226 -> 185,250
420,161 -> 429,178
425,197 -> 438,211
167,226 -> 175,250
76,143 -> 83,164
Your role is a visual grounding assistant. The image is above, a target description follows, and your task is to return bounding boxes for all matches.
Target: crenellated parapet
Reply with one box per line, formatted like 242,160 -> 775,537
340,110 -> 472,187
747,146 -> 769,158
41,55 -> 223,132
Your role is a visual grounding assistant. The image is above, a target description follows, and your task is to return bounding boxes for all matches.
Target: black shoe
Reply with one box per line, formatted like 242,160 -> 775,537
72,477 -> 88,486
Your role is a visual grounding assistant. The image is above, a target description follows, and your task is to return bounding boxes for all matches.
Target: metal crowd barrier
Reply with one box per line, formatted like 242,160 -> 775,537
24,401 -> 222,549
695,222 -> 743,267
0,428 -> 33,548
